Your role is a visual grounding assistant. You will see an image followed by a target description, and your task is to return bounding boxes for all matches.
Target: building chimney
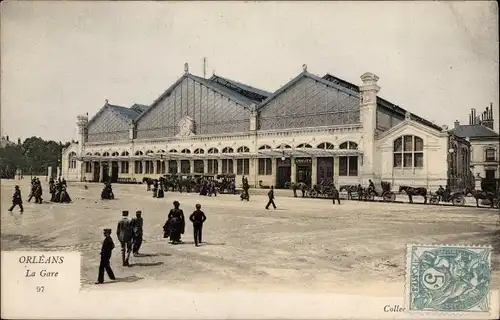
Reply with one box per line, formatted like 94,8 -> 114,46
6,135 -> 9,141
471,108 -> 476,124
17,138 -> 21,145
454,120 -> 460,128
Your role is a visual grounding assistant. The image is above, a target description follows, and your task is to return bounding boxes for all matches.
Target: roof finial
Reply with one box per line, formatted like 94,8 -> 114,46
184,63 -> 189,74
302,64 -> 307,72
105,99 -> 109,105
213,70 -> 216,76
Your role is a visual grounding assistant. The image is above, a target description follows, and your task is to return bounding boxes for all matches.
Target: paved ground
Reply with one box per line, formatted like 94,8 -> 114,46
2,179 -> 499,295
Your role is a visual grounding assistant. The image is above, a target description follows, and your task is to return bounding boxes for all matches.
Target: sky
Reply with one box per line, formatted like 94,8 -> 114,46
1,1 -> 498,142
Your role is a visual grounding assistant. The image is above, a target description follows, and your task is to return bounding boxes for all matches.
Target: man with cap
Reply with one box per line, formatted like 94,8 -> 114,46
116,210 -> 133,266
130,210 -> 144,256
96,228 -> 116,284
189,203 -> 207,246
8,185 -> 24,214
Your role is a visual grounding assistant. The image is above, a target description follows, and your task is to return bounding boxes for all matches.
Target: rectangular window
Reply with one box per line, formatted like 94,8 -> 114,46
208,159 -> 218,174
339,156 -> 358,176
181,160 -> 190,174
348,156 -> 358,176
258,158 -> 272,175
393,154 -> 402,168
194,160 -> 204,173
403,153 -> 413,168
168,160 -> 177,174
486,149 -> 496,162
120,161 -> 129,174
404,136 -> 413,151
156,160 -> 165,174
85,161 -> 92,173
134,161 -> 142,174
237,159 -> 250,175
414,153 -> 424,168
222,159 -> 234,174
339,157 -> 348,176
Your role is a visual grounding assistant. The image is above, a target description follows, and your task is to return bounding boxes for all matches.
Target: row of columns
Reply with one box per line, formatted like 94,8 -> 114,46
89,155 -> 343,185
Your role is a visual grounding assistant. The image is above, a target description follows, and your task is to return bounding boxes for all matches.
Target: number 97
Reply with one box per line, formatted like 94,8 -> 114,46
36,286 -> 44,292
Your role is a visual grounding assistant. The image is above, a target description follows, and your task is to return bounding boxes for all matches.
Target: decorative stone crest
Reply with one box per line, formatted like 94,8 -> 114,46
405,111 -> 411,120
177,116 -> 195,137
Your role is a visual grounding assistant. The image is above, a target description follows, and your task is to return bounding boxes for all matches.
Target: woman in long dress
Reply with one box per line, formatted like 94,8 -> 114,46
164,201 -> 185,244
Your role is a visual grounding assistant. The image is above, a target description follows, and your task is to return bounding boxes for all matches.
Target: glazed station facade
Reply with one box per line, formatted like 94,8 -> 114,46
62,64 -> 470,189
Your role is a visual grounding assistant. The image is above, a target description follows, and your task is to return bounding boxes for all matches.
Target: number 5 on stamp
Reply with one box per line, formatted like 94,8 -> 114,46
405,244 -> 492,313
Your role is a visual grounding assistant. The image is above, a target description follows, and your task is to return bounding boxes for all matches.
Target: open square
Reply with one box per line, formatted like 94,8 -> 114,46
2,180 -> 498,295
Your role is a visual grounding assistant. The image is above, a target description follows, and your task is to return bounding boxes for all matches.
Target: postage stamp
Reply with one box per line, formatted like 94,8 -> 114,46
406,244 -> 492,314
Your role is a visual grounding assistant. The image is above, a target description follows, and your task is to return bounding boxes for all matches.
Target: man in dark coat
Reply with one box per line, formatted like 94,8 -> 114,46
8,185 -> 24,214
332,185 -> 341,205
96,228 -> 116,284
130,211 -> 144,256
189,204 -> 207,246
265,186 -> 277,210
34,180 -> 43,204
116,211 -> 132,266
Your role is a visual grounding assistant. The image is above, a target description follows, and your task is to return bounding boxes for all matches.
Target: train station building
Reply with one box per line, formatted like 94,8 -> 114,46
62,64 -> 471,190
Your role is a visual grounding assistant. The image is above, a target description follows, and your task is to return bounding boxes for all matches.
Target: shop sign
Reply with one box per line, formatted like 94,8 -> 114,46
295,158 -> 312,165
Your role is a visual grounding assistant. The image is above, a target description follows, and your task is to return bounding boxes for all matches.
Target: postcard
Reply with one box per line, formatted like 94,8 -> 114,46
1,1 -> 498,319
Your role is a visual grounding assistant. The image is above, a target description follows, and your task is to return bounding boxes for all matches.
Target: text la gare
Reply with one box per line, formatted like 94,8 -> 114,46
26,269 -> 59,278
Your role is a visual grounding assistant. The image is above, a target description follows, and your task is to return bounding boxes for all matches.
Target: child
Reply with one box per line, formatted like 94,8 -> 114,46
189,204 -> 207,246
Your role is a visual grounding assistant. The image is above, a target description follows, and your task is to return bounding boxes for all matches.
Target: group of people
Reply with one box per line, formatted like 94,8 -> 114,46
97,202 -> 207,284
27,178 -> 44,204
49,177 -> 72,203
199,180 -> 218,197
240,176 -> 250,201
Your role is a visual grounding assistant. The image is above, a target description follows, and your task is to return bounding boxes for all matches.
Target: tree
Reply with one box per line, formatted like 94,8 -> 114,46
0,137 -> 71,179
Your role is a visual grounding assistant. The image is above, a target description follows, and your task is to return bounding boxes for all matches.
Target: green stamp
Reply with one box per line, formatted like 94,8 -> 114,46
406,244 -> 491,313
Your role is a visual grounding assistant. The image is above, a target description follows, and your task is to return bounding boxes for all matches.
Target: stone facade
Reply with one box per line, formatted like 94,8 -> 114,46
62,65 -> 469,191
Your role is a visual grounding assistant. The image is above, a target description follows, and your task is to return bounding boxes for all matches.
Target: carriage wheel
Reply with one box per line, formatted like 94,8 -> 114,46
308,190 -> 318,198
383,192 -> 396,202
429,197 -> 439,205
452,197 -> 465,206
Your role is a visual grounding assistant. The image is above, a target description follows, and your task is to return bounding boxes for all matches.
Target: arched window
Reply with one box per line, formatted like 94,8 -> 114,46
146,150 -> 154,155
94,152 -> 101,156
317,142 -> 334,150
339,141 -> 358,150
258,145 -> 272,150
208,148 -> 219,154
68,152 -> 77,170
181,149 -> 191,154
296,143 -> 312,148
112,152 -> 119,157
168,149 -> 178,153
393,135 -> 424,168
102,152 -> 110,157
86,152 -> 92,156
194,148 -> 205,154
121,151 -> 129,156
277,144 -> 292,149
135,151 -> 143,156
222,147 -> 234,153
237,146 -> 250,153
485,147 -> 496,162
157,149 -> 166,153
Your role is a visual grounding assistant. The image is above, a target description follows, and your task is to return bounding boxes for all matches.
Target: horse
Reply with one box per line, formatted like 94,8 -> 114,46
142,177 -> 155,191
399,186 -> 428,204
468,189 -> 496,208
339,185 -> 357,200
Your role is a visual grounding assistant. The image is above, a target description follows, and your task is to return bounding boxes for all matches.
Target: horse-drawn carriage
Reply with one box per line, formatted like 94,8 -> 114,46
216,174 -> 236,194
307,181 -> 334,198
429,189 -> 466,206
362,181 -> 397,202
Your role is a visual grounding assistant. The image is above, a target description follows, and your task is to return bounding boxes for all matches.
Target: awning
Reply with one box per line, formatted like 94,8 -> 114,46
257,148 -> 362,157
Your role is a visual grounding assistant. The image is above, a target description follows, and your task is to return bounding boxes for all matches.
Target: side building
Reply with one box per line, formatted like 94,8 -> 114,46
62,64 -> 470,190
452,105 -> 498,191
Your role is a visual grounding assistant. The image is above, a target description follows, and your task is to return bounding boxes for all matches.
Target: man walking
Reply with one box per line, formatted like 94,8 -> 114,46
130,211 -> 144,256
332,185 -> 341,205
189,204 -> 207,246
116,210 -> 132,266
8,185 -> 24,214
265,186 -> 277,210
96,228 -> 116,284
